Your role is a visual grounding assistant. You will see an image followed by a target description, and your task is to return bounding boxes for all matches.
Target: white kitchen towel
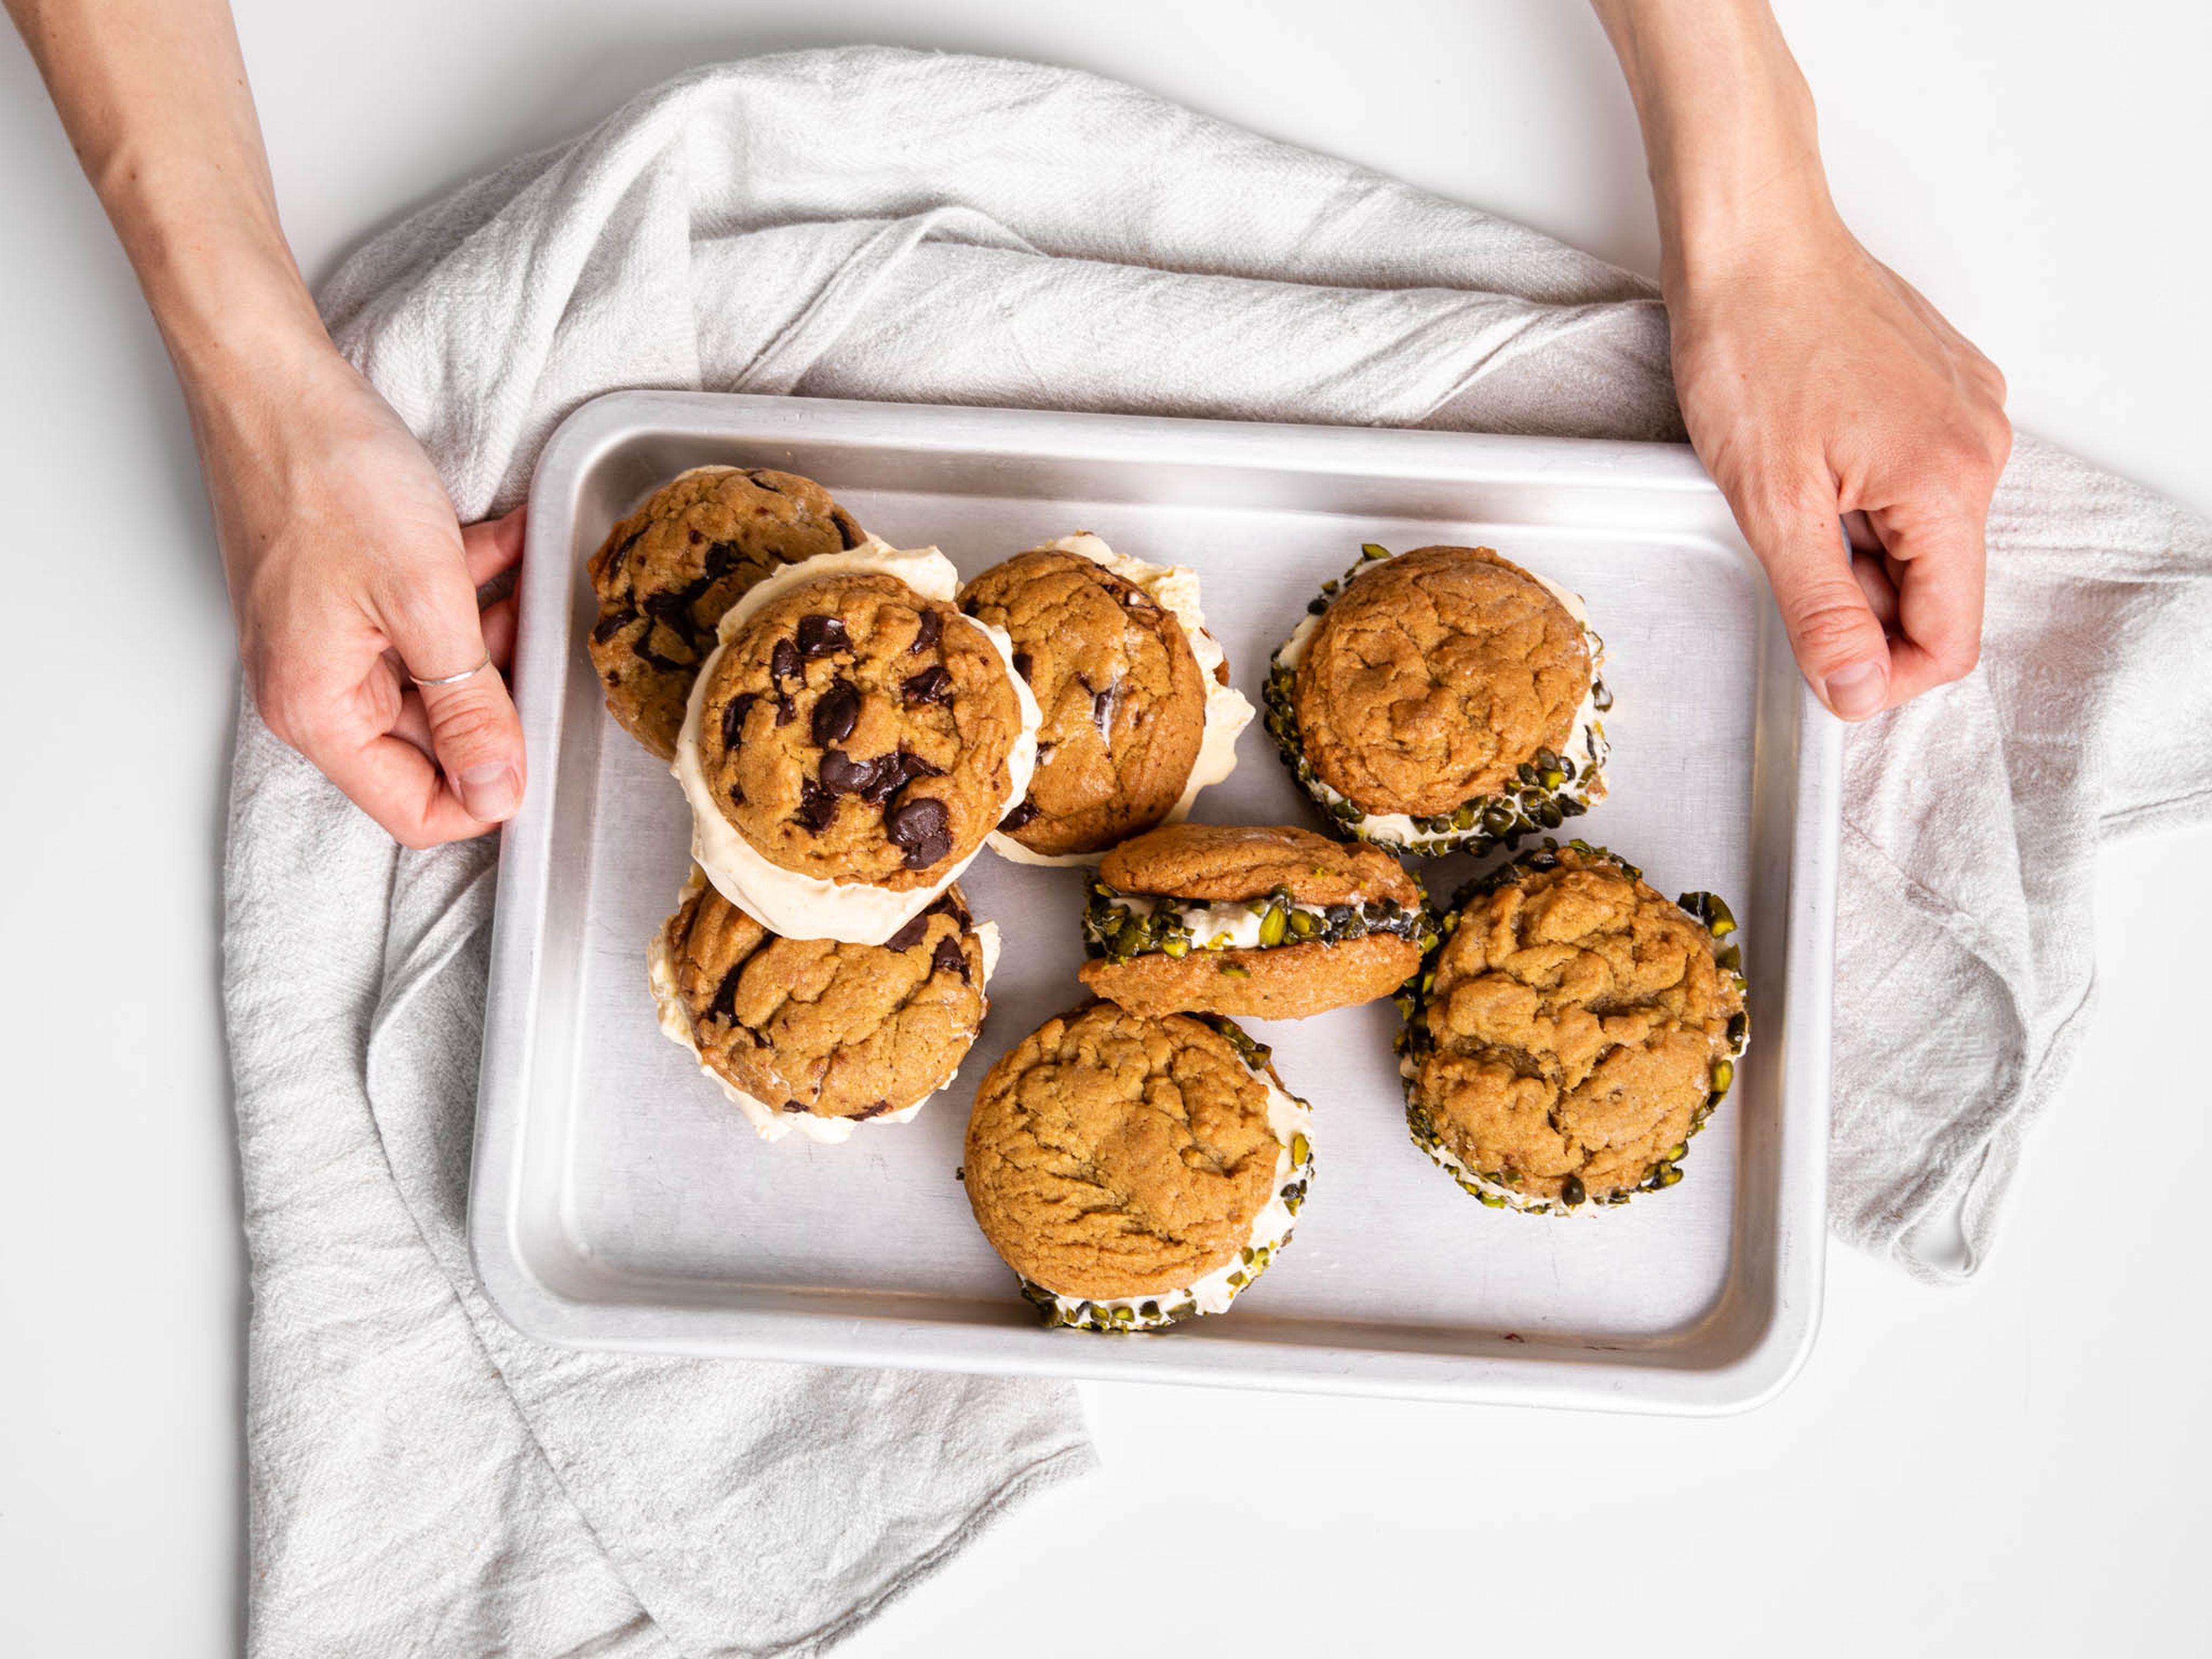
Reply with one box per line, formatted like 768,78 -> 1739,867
226,44 -> 2212,1658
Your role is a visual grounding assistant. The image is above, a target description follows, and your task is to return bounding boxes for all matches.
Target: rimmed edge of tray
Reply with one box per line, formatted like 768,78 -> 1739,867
467,391 -> 1839,1415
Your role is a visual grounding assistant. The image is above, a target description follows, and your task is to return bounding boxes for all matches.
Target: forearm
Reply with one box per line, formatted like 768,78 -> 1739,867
6,0 -> 324,387
1590,0 -> 1838,296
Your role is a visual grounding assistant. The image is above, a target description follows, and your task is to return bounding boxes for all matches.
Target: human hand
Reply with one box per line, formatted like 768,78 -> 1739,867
1669,209 -> 2012,719
195,336 -> 527,847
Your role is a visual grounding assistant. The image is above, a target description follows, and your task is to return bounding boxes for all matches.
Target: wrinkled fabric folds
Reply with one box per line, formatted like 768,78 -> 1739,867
225,46 -> 2212,1658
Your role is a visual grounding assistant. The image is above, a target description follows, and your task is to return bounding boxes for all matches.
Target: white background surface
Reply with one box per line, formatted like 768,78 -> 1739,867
0,3 -> 2205,1655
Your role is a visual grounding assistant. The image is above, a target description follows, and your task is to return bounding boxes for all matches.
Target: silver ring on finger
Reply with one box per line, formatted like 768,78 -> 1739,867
408,652 -> 493,689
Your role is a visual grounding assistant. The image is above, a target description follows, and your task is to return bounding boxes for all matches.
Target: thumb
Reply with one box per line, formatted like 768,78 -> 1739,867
380,556 -> 527,823
1733,479 -> 1892,721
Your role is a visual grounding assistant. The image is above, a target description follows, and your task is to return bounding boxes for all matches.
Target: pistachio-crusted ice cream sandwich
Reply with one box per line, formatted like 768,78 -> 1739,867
1264,543 -> 1611,857
1397,840 -> 1747,1212
1077,822 -> 1433,1020
649,868 -> 998,1143
963,1000 -> 1313,1331
967,533 -> 1253,865
673,540 -> 1042,945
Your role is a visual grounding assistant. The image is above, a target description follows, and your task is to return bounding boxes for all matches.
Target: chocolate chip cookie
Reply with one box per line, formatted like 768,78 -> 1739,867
1265,543 -> 1611,857
1078,823 -> 1433,1020
961,544 -> 1208,858
649,869 -> 994,1143
1399,841 -> 1748,1212
587,467 -> 866,758
675,544 -> 1039,944
963,1000 -> 1313,1331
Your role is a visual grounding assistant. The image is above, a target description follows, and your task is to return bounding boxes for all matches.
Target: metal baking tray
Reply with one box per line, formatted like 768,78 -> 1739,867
470,391 -> 1838,1413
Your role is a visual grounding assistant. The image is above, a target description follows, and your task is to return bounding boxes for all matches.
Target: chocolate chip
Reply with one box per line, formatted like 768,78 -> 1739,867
999,798 -> 1041,833
794,779 -> 838,832
781,1099 -> 807,1114
909,608 -> 942,655
702,539 -> 739,581
926,891 -> 972,930
885,796 -> 952,869
901,666 -> 953,706
811,681 -> 860,747
592,604 -> 637,645
854,1099 -> 894,1120
721,693 -> 756,751
1012,652 -> 1033,682
960,599 -> 979,618
709,964 -> 744,1022
687,527 -> 703,545
775,693 -> 797,726
875,750 -> 944,805
797,615 -> 850,658
630,629 -> 687,672
817,748 -> 940,805
771,637 -> 801,684
819,749 -> 887,797
1092,683 -> 1118,736
601,527 -> 644,579
884,914 -> 931,952
931,935 -> 971,983
729,782 -> 745,808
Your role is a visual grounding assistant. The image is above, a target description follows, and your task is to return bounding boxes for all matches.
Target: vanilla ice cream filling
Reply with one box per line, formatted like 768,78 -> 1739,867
1271,556 -> 1611,855
988,532 -> 1255,868
1027,1044 -> 1313,1329
649,874 -> 1002,1145
673,539 -> 1041,945
1083,888 -> 1425,957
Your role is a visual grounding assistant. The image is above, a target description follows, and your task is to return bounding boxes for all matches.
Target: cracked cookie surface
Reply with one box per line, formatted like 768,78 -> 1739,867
1097,823 -> 1421,907
1290,545 -> 1592,817
1409,847 -> 1743,1205
964,1001 -> 1284,1301
696,571 -> 1023,889
961,548 -> 1206,857
587,467 -> 865,758
658,877 -> 986,1123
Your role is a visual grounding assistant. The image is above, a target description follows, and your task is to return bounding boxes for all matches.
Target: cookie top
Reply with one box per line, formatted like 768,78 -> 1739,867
1097,823 -> 1422,910
588,467 -> 865,758
694,564 -> 1028,892
1405,845 -> 1745,1209
651,873 -> 990,1138
1287,546 -> 1594,819
961,547 -> 1207,857
964,1002 -> 1296,1302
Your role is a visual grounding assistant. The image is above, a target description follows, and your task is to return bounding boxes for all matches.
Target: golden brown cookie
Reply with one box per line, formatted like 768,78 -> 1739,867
1077,823 -> 1432,1020
963,1001 -> 1313,1331
961,547 -> 1207,858
1399,842 -> 1748,1212
587,467 -> 866,758
1264,544 -> 1611,857
695,568 -> 1028,891
649,871 -> 993,1143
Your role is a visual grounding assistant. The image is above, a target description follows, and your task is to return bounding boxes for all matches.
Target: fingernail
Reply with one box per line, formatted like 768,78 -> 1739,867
459,762 -> 521,820
1824,661 -> 1887,720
